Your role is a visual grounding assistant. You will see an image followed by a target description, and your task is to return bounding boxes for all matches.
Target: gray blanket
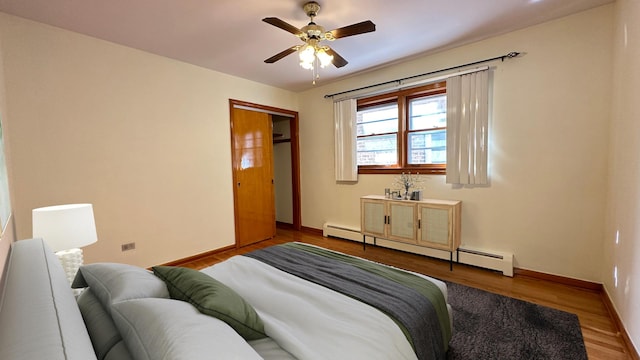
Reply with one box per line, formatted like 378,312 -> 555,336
244,244 -> 447,360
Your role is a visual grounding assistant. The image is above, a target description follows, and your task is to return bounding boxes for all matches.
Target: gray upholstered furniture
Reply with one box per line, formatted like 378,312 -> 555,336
0,238 -> 453,360
0,238 -> 97,360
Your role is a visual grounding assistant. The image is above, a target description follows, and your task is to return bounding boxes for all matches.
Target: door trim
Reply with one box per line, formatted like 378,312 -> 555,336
229,99 -> 302,247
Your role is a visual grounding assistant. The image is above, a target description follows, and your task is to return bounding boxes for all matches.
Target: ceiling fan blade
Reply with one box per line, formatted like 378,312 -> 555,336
264,46 -> 298,63
329,20 -> 376,39
326,48 -> 348,68
262,17 -> 303,36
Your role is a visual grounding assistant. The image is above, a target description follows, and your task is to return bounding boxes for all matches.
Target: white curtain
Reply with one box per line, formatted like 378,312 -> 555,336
334,99 -> 358,182
446,70 -> 490,185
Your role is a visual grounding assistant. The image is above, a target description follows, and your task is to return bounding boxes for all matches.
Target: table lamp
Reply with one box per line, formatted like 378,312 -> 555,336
32,203 -> 98,285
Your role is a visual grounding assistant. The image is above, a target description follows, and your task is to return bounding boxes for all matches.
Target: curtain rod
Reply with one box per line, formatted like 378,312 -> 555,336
324,51 -> 520,99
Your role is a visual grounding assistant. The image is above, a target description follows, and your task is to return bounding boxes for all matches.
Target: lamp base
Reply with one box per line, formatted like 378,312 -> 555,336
55,248 -> 84,295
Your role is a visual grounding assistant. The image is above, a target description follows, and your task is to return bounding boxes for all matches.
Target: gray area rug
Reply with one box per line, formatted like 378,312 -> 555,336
445,281 -> 588,360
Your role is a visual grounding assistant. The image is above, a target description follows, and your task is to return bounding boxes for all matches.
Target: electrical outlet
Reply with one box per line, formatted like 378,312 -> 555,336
121,242 -> 136,252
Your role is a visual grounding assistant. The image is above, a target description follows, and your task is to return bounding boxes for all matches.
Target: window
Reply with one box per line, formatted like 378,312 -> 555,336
356,82 -> 446,174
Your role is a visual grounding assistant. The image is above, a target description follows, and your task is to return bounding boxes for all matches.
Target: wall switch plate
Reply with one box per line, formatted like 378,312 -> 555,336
121,242 -> 136,251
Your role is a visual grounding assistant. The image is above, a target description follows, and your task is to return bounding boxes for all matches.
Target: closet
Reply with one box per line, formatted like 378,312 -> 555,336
229,100 -> 300,247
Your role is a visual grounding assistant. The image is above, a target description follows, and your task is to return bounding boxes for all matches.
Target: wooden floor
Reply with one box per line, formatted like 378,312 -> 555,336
177,228 -> 634,360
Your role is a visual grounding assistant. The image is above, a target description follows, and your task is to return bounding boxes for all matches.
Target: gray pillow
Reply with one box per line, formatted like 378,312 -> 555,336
111,298 -> 263,360
77,289 -> 126,360
103,341 -> 133,360
152,266 -> 266,340
72,263 -> 169,315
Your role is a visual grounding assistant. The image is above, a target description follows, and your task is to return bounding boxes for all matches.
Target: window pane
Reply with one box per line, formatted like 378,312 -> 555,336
357,103 -> 398,136
357,134 -> 397,165
409,94 -> 446,130
408,129 -> 446,164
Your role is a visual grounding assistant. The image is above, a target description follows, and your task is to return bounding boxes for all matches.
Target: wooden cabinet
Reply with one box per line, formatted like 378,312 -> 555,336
416,202 -> 461,251
361,195 -> 461,265
361,198 -> 416,244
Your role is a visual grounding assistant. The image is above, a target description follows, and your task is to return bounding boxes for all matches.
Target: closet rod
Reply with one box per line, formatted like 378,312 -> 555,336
324,51 -> 520,99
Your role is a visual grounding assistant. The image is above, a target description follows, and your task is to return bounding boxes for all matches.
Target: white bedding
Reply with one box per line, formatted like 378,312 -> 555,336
248,338 -> 297,360
203,255 -> 439,360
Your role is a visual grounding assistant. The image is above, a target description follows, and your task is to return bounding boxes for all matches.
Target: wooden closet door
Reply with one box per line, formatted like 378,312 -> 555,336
231,107 -> 276,247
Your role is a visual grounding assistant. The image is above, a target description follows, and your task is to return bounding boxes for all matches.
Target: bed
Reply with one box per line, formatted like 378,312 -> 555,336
0,238 -> 452,360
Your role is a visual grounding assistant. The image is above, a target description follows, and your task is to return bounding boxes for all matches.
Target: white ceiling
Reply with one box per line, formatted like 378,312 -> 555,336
0,0 -> 613,92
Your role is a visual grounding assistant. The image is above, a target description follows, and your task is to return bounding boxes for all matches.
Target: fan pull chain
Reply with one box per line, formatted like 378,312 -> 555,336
312,56 -> 320,85
312,65 -> 316,85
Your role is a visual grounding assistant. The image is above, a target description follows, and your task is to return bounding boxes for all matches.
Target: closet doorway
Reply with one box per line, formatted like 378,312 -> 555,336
229,99 -> 301,247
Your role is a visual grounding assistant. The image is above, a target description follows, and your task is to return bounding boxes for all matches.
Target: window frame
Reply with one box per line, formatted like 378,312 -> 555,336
357,82 -> 447,175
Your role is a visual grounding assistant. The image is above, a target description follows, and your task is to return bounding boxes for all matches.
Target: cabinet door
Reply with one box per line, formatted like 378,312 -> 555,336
388,202 -> 417,244
361,199 -> 386,237
417,205 -> 452,250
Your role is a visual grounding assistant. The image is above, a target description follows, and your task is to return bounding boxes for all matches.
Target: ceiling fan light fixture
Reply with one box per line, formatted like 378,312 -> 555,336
300,59 -> 314,70
263,1 -> 375,84
299,44 -> 316,67
298,45 -> 333,70
316,47 -> 334,68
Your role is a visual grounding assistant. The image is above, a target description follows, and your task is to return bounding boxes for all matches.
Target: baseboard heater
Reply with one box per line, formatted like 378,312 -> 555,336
322,223 -> 363,242
456,245 -> 513,277
322,222 -> 514,277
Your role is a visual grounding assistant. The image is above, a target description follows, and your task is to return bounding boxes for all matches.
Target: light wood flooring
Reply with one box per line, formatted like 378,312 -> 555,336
174,228 -> 635,360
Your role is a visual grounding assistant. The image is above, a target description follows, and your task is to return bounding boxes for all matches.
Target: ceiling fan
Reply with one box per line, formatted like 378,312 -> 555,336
262,1 -> 376,70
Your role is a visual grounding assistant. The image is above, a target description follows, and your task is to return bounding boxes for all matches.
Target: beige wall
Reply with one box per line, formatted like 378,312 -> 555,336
605,0 -> 640,351
0,13 -> 298,268
297,5 -> 613,282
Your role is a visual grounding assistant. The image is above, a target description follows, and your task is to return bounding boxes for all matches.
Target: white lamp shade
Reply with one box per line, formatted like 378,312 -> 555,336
32,204 -> 98,252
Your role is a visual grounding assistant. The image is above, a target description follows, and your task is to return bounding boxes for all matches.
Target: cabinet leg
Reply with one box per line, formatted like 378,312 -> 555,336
363,235 -> 366,251
450,252 -> 453,271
